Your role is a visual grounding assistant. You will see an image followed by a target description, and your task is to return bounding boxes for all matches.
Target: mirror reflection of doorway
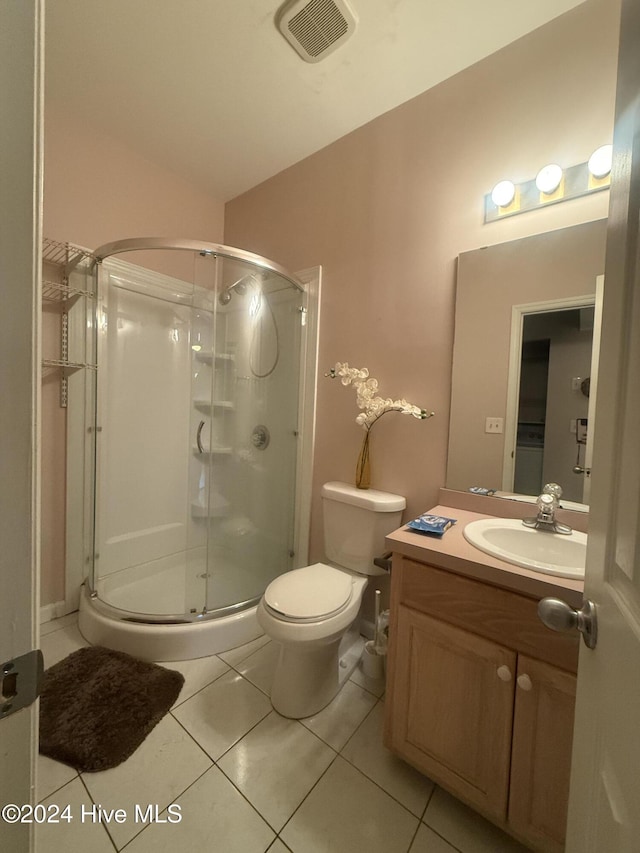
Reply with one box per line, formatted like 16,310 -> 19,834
513,307 -> 594,502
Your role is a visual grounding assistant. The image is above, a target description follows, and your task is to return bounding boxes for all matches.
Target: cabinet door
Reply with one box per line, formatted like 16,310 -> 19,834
389,605 -> 516,820
509,655 -> 576,853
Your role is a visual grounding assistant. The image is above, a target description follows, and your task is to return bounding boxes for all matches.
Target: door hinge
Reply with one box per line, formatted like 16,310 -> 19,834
1,649 -> 44,719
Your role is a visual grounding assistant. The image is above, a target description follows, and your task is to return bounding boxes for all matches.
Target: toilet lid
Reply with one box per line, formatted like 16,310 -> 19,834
264,563 -> 353,621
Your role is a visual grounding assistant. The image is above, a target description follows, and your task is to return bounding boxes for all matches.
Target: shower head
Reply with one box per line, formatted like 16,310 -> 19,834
218,273 -> 261,305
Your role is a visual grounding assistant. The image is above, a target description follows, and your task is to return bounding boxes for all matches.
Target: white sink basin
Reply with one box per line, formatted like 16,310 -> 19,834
463,518 -> 587,579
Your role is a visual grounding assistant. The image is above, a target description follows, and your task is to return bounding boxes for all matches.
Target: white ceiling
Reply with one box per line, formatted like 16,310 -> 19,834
45,0 -> 587,202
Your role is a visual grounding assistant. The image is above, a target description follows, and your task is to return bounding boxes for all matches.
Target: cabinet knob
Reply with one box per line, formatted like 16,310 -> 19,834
517,674 -> 533,691
496,665 -> 512,682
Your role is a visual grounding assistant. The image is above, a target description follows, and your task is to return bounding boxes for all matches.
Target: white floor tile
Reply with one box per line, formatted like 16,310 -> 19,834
341,701 -> 434,817
124,766 -> 275,853
172,669 -> 272,760
219,634 -> 270,667
32,629 -> 530,853
280,756 -> 419,853
164,654 -> 230,708
235,641 -> 280,695
37,753 -> 78,803
36,777 -> 114,853
424,788 -> 530,853
301,680 -> 377,751
81,713 -> 212,849
40,624 -> 89,668
410,824 -> 459,853
218,710 -> 335,831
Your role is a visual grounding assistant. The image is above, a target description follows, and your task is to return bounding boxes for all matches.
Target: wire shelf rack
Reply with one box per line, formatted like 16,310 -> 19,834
42,237 -> 94,270
42,358 -> 97,371
42,237 -> 98,405
42,279 -> 96,302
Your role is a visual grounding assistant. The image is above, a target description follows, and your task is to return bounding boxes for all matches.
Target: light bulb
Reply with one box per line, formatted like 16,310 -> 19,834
535,164 -> 563,194
491,180 -> 516,207
588,144 -> 613,178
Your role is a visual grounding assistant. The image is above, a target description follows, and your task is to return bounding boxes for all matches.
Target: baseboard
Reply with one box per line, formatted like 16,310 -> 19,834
40,599 -> 77,624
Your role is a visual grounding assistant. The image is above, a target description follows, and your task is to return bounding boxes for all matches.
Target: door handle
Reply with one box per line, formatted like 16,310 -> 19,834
538,597 -> 597,649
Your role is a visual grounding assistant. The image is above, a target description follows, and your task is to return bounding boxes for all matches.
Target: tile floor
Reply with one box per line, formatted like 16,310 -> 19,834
36,614 -> 530,853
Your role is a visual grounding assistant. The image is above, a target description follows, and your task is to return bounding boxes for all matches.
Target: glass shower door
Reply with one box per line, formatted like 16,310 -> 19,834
204,259 -> 304,614
95,250 -> 208,619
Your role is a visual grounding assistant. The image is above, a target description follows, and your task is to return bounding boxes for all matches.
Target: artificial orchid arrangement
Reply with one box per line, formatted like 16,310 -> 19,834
328,362 -> 434,488
328,362 -> 434,428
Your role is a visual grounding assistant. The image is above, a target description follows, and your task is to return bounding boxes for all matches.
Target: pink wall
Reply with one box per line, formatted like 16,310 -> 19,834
41,105 -> 226,607
224,0 -> 619,564
44,104 -> 225,249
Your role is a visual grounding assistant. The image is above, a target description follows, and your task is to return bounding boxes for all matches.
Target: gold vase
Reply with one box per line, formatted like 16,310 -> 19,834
355,430 -> 371,490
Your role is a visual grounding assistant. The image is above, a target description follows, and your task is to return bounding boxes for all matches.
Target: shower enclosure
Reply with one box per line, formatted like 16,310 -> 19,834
78,239 -> 318,660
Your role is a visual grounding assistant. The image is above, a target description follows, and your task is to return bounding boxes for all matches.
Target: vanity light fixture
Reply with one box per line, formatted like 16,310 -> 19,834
588,144 -> 613,178
491,180 -> 516,208
535,164 -> 563,195
485,144 -> 612,223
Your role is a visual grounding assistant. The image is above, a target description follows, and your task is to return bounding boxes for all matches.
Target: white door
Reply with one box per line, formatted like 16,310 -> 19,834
565,0 -> 640,847
0,2 -> 44,852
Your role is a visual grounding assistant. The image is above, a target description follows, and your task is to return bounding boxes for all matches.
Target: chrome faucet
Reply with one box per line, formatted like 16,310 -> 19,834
522,483 -> 573,535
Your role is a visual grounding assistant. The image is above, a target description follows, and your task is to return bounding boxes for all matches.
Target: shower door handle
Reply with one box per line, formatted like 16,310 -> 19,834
196,420 -> 206,454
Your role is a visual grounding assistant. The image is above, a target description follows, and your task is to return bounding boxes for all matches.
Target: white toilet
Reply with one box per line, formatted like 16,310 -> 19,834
257,481 -> 406,718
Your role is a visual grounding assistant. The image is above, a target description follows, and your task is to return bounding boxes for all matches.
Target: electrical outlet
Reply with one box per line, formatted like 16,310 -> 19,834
485,417 -> 504,434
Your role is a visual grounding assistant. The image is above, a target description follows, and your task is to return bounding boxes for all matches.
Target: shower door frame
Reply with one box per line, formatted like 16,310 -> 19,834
62,248 -> 320,625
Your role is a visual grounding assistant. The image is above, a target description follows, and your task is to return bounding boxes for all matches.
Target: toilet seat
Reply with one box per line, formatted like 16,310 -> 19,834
264,563 -> 353,623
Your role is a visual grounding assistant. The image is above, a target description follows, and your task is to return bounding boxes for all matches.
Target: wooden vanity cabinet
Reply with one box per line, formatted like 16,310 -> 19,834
385,556 -> 578,853
508,655 -> 577,851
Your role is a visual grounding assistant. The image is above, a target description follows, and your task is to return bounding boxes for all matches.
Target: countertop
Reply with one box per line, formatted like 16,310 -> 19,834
386,503 -> 584,609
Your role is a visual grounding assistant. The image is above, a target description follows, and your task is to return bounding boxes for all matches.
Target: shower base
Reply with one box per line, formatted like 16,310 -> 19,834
78,583 -> 264,663
95,548 -> 273,618
78,559 -> 268,661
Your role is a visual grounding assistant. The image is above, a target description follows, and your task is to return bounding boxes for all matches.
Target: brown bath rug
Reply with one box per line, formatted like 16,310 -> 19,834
39,646 -> 184,772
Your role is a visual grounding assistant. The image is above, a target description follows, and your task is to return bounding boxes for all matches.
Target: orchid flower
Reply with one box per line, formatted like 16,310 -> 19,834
328,362 -> 434,431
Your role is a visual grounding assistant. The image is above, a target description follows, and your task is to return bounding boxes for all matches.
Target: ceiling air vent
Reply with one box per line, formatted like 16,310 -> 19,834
276,0 -> 358,63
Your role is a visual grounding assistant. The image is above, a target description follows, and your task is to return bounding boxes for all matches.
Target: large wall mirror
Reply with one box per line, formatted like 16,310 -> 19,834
446,219 -> 607,510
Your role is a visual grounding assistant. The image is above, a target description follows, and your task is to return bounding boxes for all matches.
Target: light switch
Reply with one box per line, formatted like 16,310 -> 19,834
485,417 -> 504,434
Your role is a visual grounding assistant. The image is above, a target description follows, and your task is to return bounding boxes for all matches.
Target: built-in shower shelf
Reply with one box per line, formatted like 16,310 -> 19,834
194,399 -> 235,412
190,497 -> 231,518
194,351 -> 235,366
192,445 -> 233,457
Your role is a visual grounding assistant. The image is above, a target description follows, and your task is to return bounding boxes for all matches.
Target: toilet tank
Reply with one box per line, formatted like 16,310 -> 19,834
321,481 -> 406,576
